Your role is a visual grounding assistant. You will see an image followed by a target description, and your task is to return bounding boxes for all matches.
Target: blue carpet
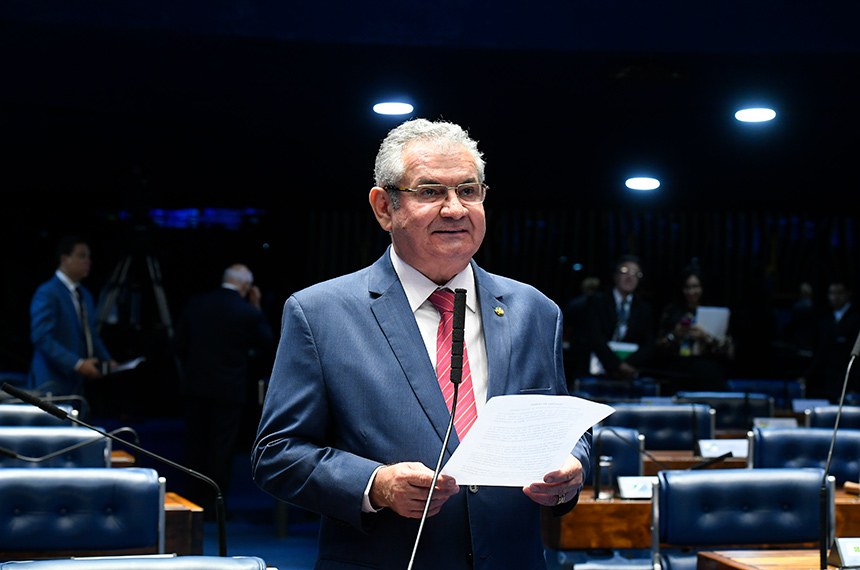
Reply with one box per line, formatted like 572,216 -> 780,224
203,511 -> 319,570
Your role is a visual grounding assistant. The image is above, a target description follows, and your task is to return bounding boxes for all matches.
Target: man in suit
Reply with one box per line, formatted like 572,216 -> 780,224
28,235 -> 115,402
176,263 -> 274,514
252,118 -> 590,569
802,280 -> 860,401
585,254 -> 656,380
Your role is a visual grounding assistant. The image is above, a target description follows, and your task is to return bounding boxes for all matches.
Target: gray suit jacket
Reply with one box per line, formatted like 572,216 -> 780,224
252,247 -> 591,569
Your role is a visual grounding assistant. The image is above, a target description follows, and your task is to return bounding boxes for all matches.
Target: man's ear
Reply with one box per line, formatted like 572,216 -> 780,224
369,186 -> 393,232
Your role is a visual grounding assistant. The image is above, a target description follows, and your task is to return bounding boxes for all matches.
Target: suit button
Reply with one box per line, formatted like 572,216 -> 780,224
468,485 -> 479,493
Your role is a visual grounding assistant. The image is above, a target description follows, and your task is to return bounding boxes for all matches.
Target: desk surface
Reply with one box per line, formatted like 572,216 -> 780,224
543,486 -> 860,551
643,450 -> 747,475
697,549 -> 833,570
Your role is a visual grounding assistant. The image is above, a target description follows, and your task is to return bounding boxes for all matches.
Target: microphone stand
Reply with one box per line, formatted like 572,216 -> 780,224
1,382 -> 228,557
407,288 -> 467,570
819,331 -> 860,569
0,426 -> 140,463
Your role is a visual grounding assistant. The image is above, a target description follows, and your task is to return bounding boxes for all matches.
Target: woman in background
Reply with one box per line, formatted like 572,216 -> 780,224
656,265 -> 734,393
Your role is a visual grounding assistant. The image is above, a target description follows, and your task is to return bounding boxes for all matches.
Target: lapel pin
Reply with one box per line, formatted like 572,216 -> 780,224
494,307 -> 505,316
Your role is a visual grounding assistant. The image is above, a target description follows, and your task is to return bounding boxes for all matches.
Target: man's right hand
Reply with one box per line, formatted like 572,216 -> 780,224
369,462 -> 460,518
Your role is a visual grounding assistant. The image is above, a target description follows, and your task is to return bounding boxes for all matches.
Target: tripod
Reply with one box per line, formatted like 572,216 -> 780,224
94,230 -> 184,388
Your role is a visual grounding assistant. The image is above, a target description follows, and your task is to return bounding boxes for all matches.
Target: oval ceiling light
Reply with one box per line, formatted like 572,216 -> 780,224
373,102 -> 414,115
734,107 -> 776,123
625,177 -> 661,191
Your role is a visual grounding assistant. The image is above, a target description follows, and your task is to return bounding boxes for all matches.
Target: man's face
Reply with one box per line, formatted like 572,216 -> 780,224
60,243 -> 92,282
828,283 -> 850,310
370,141 -> 486,285
614,261 -> 642,296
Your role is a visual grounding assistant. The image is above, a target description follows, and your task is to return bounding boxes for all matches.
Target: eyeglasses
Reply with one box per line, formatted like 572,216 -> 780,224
617,266 -> 644,279
384,182 -> 488,205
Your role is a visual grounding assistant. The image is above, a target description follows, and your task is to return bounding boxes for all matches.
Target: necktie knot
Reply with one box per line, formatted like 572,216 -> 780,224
428,289 -> 455,315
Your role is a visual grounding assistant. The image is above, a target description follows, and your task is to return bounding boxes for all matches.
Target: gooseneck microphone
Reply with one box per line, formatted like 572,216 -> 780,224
820,329 -> 860,569
0,382 -> 228,557
407,288 -> 468,570
0,426 -> 139,464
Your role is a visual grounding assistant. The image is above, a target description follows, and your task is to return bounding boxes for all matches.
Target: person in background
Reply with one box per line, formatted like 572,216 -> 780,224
563,275 -> 601,384
801,280 -> 860,401
585,254 -> 656,380
655,265 -> 734,393
28,235 -> 116,407
176,263 -> 274,516
252,118 -> 590,569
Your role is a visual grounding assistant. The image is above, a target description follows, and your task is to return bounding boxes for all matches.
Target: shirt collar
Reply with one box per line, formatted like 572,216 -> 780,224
55,270 -> 77,293
389,248 -> 477,314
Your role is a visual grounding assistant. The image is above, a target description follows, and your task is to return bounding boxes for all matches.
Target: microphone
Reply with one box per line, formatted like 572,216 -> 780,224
0,382 -> 228,557
690,404 -> 700,455
450,288 -> 466,386
0,426 -> 139,464
407,287 -> 468,570
820,329 -> 860,569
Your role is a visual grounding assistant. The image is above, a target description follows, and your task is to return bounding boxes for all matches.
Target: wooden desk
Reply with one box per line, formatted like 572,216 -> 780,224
164,491 -> 204,555
643,450 -> 747,475
110,449 -> 136,467
543,487 -> 860,551
697,549 -> 831,570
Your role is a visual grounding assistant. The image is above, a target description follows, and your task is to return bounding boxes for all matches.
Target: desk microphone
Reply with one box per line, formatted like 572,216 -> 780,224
0,426 -> 139,463
820,329 -> 860,569
0,382 -> 228,557
407,288 -> 467,570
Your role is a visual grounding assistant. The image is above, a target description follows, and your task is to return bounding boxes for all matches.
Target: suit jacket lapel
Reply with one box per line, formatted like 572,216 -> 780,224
367,251 -> 457,449
473,263 -> 511,400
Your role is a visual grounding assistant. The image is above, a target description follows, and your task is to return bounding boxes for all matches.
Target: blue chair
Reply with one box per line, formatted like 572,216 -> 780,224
651,467 -> 834,570
673,391 -> 774,431
0,556 -> 270,569
0,467 -> 165,558
600,403 -> 714,451
805,405 -> 860,429
0,426 -> 111,468
0,403 -> 79,426
592,426 -> 644,485
571,377 -> 660,402
726,378 -> 805,410
747,426 -> 860,486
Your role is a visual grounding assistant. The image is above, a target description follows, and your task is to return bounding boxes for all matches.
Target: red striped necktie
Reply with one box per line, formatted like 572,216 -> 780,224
428,289 -> 477,440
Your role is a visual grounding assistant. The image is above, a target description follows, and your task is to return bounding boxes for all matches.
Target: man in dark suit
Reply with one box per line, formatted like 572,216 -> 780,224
28,235 -> 115,403
802,280 -> 860,401
252,118 -> 591,569
176,263 -> 274,514
586,254 -> 656,380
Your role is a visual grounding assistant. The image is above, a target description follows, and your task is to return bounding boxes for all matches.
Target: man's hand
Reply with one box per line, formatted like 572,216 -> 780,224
369,462 -> 460,518
524,455 -> 584,506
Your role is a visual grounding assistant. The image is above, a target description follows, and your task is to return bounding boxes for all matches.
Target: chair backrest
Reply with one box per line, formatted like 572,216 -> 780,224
0,426 -> 111,467
748,426 -> 860,485
571,377 -> 660,401
592,426 -> 644,485
600,403 -> 714,450
806,405 -> 860,429
0,467 -> 165,557
726,378 -> 805,410
0,403 -> 78,426
0,556 -> 270,570
652,467 -> 834,570
674,391 -> 774,431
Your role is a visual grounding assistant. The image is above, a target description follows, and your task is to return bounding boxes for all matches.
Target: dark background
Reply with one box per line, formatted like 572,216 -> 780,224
2,1 -> 860,417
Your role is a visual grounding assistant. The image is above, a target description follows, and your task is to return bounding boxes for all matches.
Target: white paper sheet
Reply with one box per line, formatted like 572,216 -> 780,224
695,306 -> 730,342
111,356 -> 146,374
440,395 -> 614,486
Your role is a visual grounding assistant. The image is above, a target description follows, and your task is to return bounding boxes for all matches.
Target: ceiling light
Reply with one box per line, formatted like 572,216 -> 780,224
373,102 -> 414,115
625,177 -> 660,191
734,107 -> 776,122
